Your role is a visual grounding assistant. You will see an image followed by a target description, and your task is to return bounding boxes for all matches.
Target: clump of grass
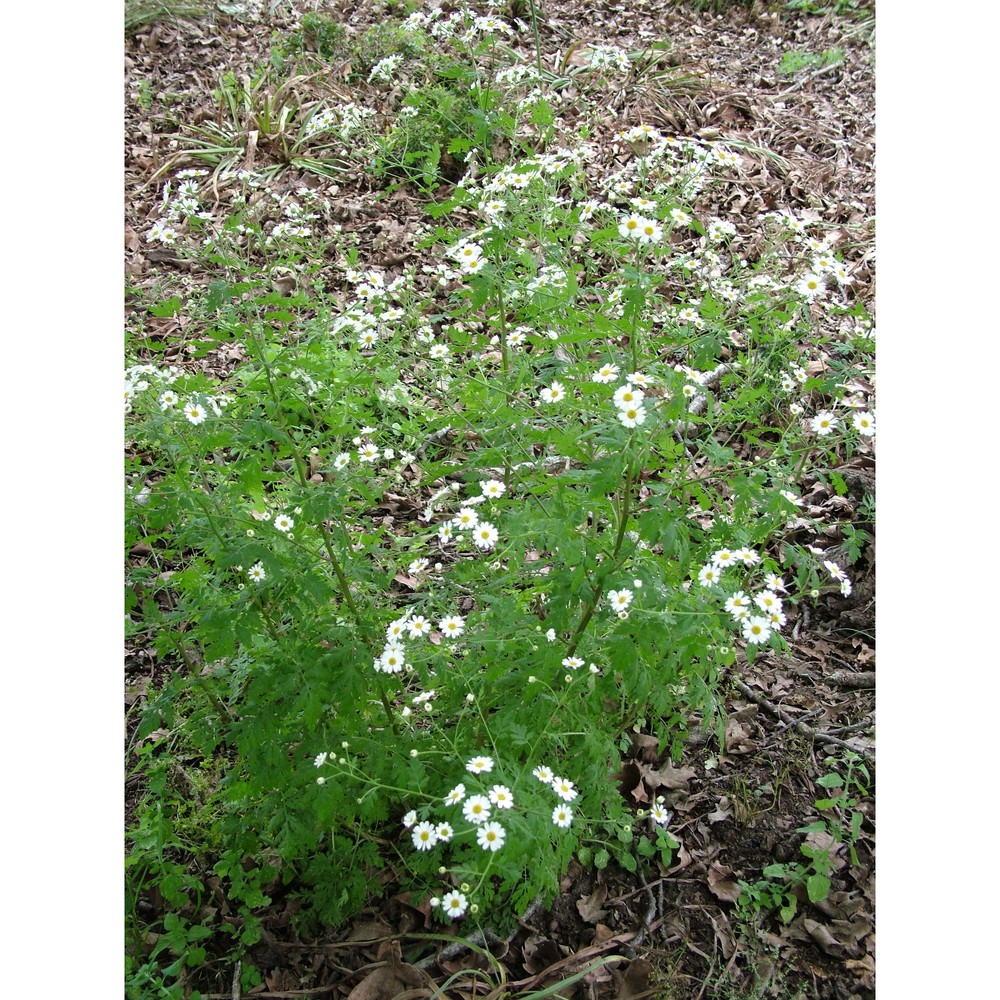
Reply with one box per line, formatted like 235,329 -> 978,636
125,0 -> 209,34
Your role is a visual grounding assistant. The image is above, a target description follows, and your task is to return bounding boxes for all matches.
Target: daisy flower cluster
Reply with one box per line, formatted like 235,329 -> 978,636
589,363 -> 655,429
807,405 -> 876,440
395,755 -> 577,921
760,211 -> 859,301
804,547 -> 854,598
672,362 -> 712,403
485,323 -> 560,353
145,170 -> 212,245
480,146 -> 592,197
494,63 -> 546,87
423,477 -> 507,554
822,558 -> 853,597
124,363 -> 234,426
373,607 -> 466,675
695,547 -> 791,647
447,237 -> 487,276
785,402 -> 875,441
588,44 -> 631,74
648,797 -> 673,826
472,12 -> 514,35
124,363 -> 181,413
266,195 -> 320,242
617,212 -> 664,246
416,3 -> 521,43
243,503 -> 301,539
368,53 -> 403,84
309,427 -> 414,483
602,129 -> 726,204
328,269 -> 414,348
775,365 -> 875,441
303,101 -> 377,141
605,582 -> 641,620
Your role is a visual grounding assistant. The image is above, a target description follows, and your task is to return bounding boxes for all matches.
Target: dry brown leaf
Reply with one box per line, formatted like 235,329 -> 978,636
591,922 -> 615,946
347,919 -> 393,943
629,732 -> 660,762
576,883 -> 609,924
707,863 -> 742,903
612,957 -> 653,999
708,909 -> 737,959
346,940 -> 428,1000
522,935 -> 562,975
845,954 -> 875,988
802,917 -> 844,957
613,762 -> 650,804
640,761 -> 696,791
724,716 -> 755,753
803,830 -> 846,873
706,797 -> 732,824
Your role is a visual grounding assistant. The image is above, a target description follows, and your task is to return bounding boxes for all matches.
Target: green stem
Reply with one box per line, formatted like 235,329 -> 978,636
246,330 -> 399,734
180,429 -> 286,646
526,0 -> 544,74
566,459 -> 634,657
173,639 -> 234,724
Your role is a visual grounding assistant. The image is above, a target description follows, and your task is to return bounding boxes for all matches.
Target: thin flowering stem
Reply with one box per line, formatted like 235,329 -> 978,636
524,676 -> 583,764
243,329 -> 401,733
526,0 -> 544,74
566,458 -> 635,657
629,247 -> 645,373
176,425 -> 288,647
251,334 -> 367,632
172,639 -> 234,724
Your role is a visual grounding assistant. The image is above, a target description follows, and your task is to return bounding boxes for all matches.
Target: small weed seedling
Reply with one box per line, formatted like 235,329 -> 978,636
737,754 -> 870,924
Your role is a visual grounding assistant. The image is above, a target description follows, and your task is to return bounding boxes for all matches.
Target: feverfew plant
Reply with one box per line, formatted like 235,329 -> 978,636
127,1 -> 873,963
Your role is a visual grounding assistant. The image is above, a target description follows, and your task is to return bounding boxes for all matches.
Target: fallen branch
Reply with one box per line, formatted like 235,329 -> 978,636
732,677 -> 874,762
778,60 -> 844,98
827,670 -> 875,689
201,987 -> 337,999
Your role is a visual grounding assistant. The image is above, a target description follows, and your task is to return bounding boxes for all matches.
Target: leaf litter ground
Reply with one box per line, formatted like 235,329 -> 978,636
125,2 -> 875,997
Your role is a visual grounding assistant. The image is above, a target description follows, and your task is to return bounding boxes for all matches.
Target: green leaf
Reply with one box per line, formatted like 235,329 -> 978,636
149,297 -> 183,318
797,821 -> 827,834
806,873 -> 830,903
594,848 -> 610,870
530,98 -> 555,128
204,281 -> 233,312
851,810 -> 864,839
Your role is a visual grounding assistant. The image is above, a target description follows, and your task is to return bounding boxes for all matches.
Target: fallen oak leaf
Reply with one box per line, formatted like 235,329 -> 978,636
611,957 -> 653,1000
707,863 -> 742,903
576,883 -> 609,924
638,761 -> 697,791
591,923 -> 615,946
706,797 -> 733,824
802,917 -> 844,957
522,935 -> 562,975
611,762 -> 650,804
346,940 -> 429,1000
